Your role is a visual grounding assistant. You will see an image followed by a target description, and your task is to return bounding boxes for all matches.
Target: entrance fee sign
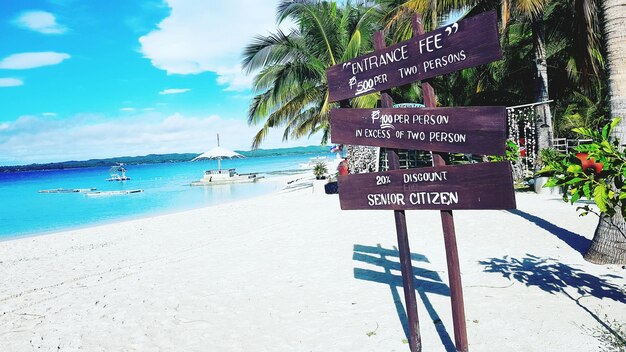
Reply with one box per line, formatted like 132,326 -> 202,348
326,11 -> 501,102
330,106 -> 507,155
338,162 -> 516,211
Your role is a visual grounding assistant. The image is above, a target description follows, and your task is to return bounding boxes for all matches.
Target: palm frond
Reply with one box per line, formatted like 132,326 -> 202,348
513,0 -> 547,19
242,29 -> 300,73
244,0 -> 378,148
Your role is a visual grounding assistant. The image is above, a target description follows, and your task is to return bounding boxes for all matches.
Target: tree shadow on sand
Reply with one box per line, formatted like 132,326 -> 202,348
507,209 -> 592,256
353,244 -> 456,352
480,254 -> 626,343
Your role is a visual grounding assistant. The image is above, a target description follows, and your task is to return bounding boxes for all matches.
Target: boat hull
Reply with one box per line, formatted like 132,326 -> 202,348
190,175 -> 263,186
85,189 -> 143,196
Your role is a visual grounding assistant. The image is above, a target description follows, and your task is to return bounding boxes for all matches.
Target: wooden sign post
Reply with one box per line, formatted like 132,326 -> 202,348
327,10 -> 516,352
413,14 -> 470,351
374,31 -> 423,352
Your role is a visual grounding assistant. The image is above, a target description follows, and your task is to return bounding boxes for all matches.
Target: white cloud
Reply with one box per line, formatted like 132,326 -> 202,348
0,52 -> 71,70
0,78 -> 24,87
120,107 -> 136,112
159,88 -> 191,95
14,11 -> 67,34
42,112 -> 57,117
215,65 -> 253,91
0,112 -> 321,164
139,0 -> 284,91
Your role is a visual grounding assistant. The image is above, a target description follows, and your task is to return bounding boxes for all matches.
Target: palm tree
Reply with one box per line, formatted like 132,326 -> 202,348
379,0 -> 622,264
583,0 -> 626,264
383,0 -> 605,146
242,0 -> 381,149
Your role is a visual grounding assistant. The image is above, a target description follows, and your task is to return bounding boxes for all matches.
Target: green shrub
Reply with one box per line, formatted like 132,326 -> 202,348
537,118 -> 626,217
313,161 -> 328,180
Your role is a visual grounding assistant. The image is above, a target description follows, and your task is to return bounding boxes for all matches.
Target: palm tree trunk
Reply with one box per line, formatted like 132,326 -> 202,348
532,18 -> 554,151
584,212 -> 626,264
603,0 -> 626,140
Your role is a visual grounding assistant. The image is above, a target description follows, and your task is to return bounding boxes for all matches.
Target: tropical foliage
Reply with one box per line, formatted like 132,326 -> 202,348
244,0 -> 608,147
538,118 -> 626,263
373,0 -> 607,133
242,0 -> 381,148
539,119 -> 625,217
243,0 -> 623,263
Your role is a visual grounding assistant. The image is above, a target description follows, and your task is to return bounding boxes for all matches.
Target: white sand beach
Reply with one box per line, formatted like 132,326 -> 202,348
1,177 -> 625,352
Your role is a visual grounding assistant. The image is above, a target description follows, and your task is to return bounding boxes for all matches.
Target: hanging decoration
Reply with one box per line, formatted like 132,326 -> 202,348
346,145 -> 379,173
506,105 -> 538,176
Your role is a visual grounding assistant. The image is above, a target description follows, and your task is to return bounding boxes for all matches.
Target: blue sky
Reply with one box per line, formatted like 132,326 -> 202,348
0,0 -> 315,165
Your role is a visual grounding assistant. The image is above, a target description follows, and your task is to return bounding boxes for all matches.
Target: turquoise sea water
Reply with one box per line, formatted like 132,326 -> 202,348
0,153 -> 329,240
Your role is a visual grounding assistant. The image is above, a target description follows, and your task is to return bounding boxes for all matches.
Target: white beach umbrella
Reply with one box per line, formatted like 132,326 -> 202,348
191,135 -> 244,170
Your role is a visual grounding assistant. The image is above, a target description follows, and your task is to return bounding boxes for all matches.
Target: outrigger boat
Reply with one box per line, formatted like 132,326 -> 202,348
86,189 -> 143,196
106,164 -> 130,181
190,168 -> 262,186
190,134 -> 263,186
39,188 -> 97,193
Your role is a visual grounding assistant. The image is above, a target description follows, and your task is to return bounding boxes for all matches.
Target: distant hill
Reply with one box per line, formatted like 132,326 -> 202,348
238,145 -> 330,157
0,145 -> 332,173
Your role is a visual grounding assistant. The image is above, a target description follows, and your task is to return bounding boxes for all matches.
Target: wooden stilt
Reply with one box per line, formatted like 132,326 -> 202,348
375,31 -> 422,352
412,14 -> 469,352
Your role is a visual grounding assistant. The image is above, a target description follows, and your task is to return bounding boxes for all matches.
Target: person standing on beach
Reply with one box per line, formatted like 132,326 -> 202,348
338,157 -> 349,176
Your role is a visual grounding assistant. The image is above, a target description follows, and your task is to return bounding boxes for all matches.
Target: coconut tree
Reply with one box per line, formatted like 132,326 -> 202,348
487,0 -> 623,264
376,0 -> 553,149
386,0 -> 606,146
242,0 -> 381,148
582,0 -> 626,264
500,0 -> 607,151
543,0 -> 625,265
380,0 -> 622,264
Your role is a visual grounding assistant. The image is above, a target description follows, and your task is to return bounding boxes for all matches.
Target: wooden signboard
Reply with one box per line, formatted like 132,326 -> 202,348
338,162 -> 516,210
330,106 -> 507,155
326,11 -> 501,102
328,11 -> 513,352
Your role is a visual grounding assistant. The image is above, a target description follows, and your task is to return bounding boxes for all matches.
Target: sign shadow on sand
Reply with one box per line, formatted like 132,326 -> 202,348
353,243 -> 456,352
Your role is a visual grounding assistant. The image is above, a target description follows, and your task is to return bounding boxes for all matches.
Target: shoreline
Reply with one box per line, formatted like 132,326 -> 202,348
0,172 -> 313,243
1,186 -> 624,351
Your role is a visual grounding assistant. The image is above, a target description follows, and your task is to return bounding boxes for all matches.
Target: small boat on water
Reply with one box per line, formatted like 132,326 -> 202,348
190,133 -> 263,186
190,168 -> 262,186
85,189 -> 143,197
38,188 -> 97,193
106,164 -> 131,181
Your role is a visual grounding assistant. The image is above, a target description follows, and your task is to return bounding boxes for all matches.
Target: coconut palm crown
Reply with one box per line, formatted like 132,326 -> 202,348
242,0 -> 381,149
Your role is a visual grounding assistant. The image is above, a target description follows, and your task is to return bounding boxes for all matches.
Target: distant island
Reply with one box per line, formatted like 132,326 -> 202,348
0,145 -> 332,173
